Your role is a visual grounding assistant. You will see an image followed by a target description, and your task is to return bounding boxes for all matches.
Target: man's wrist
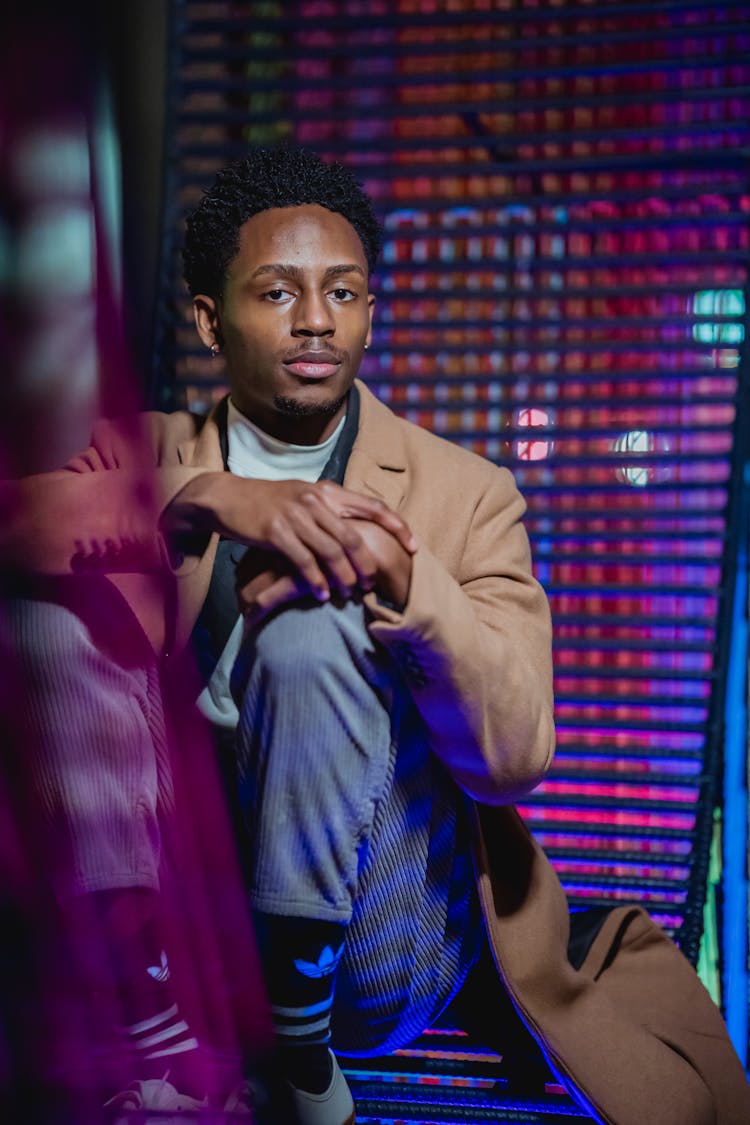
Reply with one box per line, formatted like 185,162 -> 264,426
162,471 -> 237,536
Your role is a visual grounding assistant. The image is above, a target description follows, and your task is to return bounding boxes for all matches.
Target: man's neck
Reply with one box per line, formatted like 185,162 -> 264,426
230,395 -> 349,446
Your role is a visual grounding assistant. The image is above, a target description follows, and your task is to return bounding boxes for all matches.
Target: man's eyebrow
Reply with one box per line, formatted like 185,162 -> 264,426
250,263 -> 304,282
321,264 -> 367,282
249,263 -> 366,282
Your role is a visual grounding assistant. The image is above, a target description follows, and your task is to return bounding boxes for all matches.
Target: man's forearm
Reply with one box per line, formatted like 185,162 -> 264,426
0,466 -> 210,576
165,475 -> 417,605
0,473 -> 165,575
160,471 -> 239,537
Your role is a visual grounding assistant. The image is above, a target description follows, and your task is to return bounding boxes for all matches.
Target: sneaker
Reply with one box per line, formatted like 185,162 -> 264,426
104,1074 -> 208,1121
223,1079 -> 255,1116
287,1051 -> 355,1125
105,1075 -> 258,1122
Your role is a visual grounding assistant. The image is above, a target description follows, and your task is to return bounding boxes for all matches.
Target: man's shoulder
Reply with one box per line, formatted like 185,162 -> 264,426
78,408 -> 202,469
90,407 -> 197,438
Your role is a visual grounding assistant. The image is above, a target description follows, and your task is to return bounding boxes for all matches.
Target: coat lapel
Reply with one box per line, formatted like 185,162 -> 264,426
344,381 -> 408,511
177,406 -> 224,471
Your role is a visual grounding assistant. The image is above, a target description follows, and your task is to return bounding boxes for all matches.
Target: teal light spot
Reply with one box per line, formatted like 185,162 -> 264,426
692,289 -> 745,345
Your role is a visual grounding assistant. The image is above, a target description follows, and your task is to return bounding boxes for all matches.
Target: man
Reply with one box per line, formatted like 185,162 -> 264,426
3,147 -> 749,1124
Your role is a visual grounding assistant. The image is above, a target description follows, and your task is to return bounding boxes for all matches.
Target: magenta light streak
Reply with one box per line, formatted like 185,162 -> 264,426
536,780 -> 699,803
560,883 -> 687,904
518,806 -> 696,830
533,833 -> 693,856
551,755 -> 702,777
551,860 -> 688,881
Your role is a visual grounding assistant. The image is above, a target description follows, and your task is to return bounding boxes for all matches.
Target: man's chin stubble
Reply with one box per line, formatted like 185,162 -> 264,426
273,392 -> 347,419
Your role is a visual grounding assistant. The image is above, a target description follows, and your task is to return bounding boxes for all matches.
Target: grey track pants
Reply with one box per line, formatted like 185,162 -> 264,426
6,592 -> 172,900
231,600 -> 482,1055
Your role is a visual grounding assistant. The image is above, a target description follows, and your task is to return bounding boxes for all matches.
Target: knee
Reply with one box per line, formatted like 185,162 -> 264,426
231,600 -> 396,761
235,599 -> 370,693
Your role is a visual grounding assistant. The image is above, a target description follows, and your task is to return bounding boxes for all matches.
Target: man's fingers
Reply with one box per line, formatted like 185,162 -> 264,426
228,479 -> 413,599
315,482 -> 418,553
366,504 -> 418,553
239,572 -> 304,628
289,494 -> 377,594
345,518 -> 413,608
265,514 -> 331,600
266,508 -> 365,599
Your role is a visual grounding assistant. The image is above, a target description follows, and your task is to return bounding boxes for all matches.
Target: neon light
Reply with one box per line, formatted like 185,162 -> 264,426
515,406 -> 553,461
560,883 -> 686,904
692,289 -> 745,346
518,807 -> 695,830
537,780 -> 698,803
552,860 -> 688,880
533,833 -> 693,856
613,429 -> 655,487
721,464 -> 749,1065
551,755 -> 702,777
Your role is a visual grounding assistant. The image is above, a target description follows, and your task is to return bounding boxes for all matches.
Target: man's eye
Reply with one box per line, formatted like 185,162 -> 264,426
330,288 -> 355,301
266,289 -> 287,301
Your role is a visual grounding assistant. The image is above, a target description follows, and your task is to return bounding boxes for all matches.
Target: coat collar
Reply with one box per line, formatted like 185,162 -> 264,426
177,409 -> 224,472
176,379 -> 408,510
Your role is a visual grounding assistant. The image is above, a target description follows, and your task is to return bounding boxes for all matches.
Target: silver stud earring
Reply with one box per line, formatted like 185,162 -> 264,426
210,343 -> 220,357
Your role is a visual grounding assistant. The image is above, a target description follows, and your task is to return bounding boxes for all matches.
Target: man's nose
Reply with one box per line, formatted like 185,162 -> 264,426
292,291 -> 334,336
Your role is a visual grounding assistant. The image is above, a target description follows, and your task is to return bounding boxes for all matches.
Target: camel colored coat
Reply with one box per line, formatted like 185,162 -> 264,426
5,381 -> 748,1123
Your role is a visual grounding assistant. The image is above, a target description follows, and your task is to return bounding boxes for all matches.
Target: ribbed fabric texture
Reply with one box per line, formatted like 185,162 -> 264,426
7,594 -> 171,899
233,599 -> 483,1058
333,698 -> 483,1056
233,599 -> 397,921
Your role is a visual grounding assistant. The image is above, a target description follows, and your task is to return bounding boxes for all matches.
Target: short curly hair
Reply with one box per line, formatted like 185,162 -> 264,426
182,147 -> 382,299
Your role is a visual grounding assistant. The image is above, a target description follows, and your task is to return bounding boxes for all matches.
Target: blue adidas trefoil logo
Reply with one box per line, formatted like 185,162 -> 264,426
146,950 -> 171,983
294,944 -> 343,979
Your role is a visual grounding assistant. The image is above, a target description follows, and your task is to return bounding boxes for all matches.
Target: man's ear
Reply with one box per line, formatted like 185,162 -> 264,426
193,295 -> 223,350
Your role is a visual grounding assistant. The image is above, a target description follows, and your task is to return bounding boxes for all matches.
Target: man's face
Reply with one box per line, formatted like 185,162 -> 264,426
193,204 -> 375,444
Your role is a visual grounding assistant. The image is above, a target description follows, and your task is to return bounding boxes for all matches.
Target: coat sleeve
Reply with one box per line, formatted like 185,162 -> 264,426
365,466 -> 554,805
0,413 -> 211,576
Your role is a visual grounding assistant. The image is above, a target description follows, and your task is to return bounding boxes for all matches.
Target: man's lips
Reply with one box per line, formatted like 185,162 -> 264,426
283,350 -> 343,380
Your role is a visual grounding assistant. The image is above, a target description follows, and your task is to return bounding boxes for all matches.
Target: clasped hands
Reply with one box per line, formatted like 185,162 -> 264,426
168,473 -> 417,628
